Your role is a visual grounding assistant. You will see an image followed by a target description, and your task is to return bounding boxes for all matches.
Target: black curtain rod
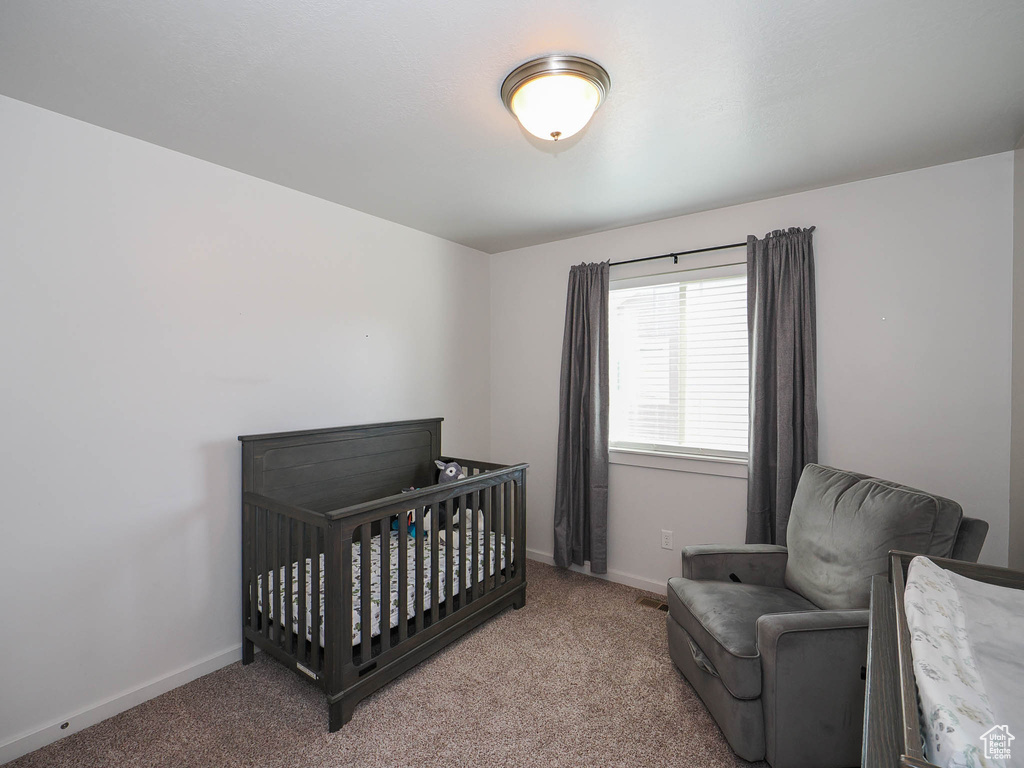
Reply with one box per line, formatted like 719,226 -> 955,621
610,241 -> 747,267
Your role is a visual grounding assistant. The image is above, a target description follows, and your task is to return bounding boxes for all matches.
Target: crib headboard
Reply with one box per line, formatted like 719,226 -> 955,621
238,418 -> 443,514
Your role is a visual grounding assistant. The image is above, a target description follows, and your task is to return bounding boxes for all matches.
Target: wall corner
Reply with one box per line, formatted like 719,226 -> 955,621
1010,142 -> 1024,570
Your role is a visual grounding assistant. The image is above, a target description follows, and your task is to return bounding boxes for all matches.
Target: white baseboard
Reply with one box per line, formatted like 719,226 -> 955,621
0,643 -> 241,766
527,549 -> 667,595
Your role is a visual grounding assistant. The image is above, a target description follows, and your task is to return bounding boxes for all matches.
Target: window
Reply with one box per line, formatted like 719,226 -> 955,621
609,264 -> 748,460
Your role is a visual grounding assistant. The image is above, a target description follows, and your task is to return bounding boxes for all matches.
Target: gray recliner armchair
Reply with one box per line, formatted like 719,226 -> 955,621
666,464 -> 989,768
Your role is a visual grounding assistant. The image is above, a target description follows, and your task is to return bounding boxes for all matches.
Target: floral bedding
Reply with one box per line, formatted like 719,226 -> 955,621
905,556 -> 1024,768
258,528 -> 511,647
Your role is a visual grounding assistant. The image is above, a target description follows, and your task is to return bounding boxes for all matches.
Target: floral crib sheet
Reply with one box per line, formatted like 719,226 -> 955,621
905,555 -> 1024,768
258,528 -> 511,647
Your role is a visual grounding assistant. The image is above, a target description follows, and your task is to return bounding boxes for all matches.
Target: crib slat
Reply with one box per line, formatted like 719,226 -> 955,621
360,523 -> 371,656
336,524 -> 352,686
242,503 -> 251,632
268,510 -> 276,640
510,481 -> 518,578
398,510 -> 409,643
493,485 -> 503,589
267,510 -> 276,644
311,526 -> 322,671
277,512 -> 287,646
519,477 -> 526,577
504,481 -> 513,585
275,516 -> 283,649
278,512 -> 287,649
247,505 -> 257,633
430,503 -> 439,625
512,481 -> 520,577
281,512 -> 289,645
298,521 -> 308,665
250,507 -> 260,634
481,487 -> 491,597
461,492 -> 470,603
379,516 -> 391,653
479,488 -> 487,595
258,508 -> 267,640
414,506 -> 425,634
459,494 -> 468,609
445,495 -> 454,617
470,490 -> 479,601
284,516 -> 293,653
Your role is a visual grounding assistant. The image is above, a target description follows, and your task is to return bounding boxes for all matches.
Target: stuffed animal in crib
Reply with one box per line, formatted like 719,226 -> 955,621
394,487 -> 431,536
435,460 -> 465,528
392,508 -> 423,536
393,465 -> 483,541
435,460 -> 466,484
392,505 -> 484,543
434,460 -> 487,536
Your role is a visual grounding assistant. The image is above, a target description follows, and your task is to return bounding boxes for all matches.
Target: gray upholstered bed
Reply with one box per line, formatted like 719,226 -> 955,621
239,418 -> 527,730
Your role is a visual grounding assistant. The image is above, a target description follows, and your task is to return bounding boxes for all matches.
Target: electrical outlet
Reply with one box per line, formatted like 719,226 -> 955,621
661,529 -> 673,550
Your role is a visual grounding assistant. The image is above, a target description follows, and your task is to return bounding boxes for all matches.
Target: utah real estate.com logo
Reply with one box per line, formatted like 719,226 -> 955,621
980,724 -> 1014,761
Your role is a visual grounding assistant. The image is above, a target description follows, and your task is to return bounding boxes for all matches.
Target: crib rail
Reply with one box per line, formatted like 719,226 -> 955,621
323,463 -> 527,696
241,460 -> 527,714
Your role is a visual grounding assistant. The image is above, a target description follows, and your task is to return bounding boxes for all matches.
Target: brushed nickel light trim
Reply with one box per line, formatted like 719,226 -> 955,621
501,55 -> 611,141
501,55 -> 611,111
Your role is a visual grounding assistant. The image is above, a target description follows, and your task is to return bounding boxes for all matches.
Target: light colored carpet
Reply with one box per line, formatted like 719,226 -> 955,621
9,561 -> 762,768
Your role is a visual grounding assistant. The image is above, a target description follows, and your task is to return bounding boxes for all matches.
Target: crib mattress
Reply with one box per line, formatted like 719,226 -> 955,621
258,528 -> 511,647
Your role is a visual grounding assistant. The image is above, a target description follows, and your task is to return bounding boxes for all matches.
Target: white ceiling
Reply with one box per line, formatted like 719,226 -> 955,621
2,1 -> 1023,254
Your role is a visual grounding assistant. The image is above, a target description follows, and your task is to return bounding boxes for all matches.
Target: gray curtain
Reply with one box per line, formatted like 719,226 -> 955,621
746,227 -> 818,546
553,261 -> 610,573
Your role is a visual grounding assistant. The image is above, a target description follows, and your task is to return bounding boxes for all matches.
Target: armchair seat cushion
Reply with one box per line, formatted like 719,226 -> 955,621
667,576 -> 818,699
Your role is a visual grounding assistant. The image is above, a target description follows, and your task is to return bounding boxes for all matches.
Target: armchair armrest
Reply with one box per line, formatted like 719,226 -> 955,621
681,544 -> 788,587
756,610 -> 870,768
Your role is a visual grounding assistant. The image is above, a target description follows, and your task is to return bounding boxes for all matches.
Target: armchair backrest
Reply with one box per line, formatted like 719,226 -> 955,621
784,464 -> 967,610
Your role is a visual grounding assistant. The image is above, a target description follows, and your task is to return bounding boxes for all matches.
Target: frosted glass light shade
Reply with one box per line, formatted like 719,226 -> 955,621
501,56 -> 610,142
510,74 -> 601,141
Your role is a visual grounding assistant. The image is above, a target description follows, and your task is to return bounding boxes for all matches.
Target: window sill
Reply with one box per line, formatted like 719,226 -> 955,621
608,448 -> 748,478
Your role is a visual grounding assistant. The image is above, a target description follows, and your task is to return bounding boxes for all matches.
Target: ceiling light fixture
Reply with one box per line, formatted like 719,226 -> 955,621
501,55 -> 611,142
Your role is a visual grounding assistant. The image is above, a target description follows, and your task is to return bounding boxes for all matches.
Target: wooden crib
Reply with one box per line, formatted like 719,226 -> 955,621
238,418 -> 527,731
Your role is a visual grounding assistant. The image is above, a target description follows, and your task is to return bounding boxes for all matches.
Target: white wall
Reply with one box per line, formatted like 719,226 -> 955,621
491,153 -> 1014,591
0,95 -> 491,760
0,91 -> 1015,763
1012,137 -> 1024,571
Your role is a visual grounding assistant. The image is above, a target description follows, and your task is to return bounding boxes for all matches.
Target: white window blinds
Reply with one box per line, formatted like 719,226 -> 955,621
609,267 -> 749,458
